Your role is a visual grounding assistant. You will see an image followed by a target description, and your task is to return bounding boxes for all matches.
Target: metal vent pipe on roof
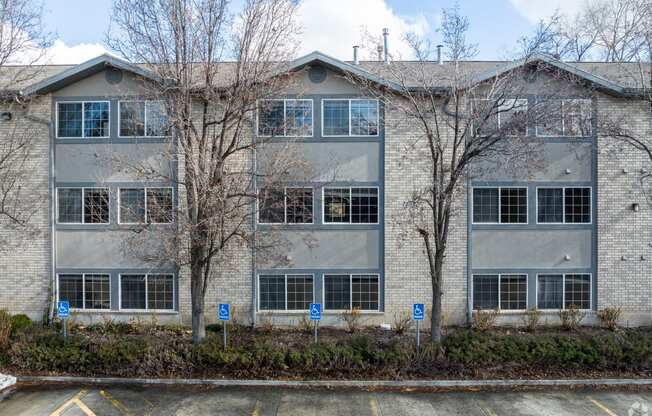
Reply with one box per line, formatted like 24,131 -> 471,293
382,28 -> 389,64
353,45 -> 359,65
376,45 -> 383,61
436,44 -> 443,64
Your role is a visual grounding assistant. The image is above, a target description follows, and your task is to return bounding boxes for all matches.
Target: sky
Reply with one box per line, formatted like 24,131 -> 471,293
37,0 -> 588,64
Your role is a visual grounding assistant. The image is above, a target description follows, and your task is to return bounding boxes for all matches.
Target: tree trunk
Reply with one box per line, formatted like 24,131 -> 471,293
190,260 -> 206,344
430,249 -> 444,343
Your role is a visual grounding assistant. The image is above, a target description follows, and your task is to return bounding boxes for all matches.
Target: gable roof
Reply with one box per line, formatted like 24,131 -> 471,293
21,54 -> 160,95
1,51 -> 649,98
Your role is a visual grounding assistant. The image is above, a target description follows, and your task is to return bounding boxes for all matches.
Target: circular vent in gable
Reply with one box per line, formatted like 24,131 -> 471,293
308,66 -> 327,84
105,67 -> 124,85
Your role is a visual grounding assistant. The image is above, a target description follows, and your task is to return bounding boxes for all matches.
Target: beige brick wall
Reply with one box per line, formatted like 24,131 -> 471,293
0,96 -> 51,320
597,93 -> 652,326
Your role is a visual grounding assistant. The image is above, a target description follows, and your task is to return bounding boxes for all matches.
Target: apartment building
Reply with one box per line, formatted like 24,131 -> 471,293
0,51 -> 650,327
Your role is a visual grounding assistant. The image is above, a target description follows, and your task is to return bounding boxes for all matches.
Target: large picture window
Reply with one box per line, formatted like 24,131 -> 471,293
324,274 -> 379,311
472,274 -> 527,311
472,187 -> 527,224
58,274 -> 110,310
57,187 -> 110,224
257,187 -> 313,224
120,274 -> 174,311
536,98 -> 592,137
472,98 -> 528,136
537,274 -> 591,310
537,187 -> 591,224
258,274 -> 314,311
118,187 -> 173,224
257,99 -> 313,137
323,187 -> 378,224
119,101 -> 168,137
322,99 -> 379,136
57,101 -> 110,138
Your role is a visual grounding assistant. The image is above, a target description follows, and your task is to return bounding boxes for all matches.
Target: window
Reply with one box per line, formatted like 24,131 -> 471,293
537,187 -> 591,224
257,187 -> 314,224
119,101 -> 168,137
57,188 -> 109,224
57,101 -> 109,138
472,99 -> 528,136
258,275 -> 314,311
536,98 -> 592,137
323,187 -> 378,224
322,99 -> 379,136
120,274 -> 174,310
537,274 -> 591,310
118,187 -> 173,224
472,187 -> 527,224
324,274 -> 379,311
257,99 -> 313,137
472,274 -> 527,311
58,274 -> 110,310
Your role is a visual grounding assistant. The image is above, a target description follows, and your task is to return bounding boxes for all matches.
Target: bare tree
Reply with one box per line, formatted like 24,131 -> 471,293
108,0 -> 303,343
349,7 -> 574,342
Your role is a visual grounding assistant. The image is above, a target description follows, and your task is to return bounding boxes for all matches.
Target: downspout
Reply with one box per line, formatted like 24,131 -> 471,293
250,132 -> 257,327
21,96 -> 55,325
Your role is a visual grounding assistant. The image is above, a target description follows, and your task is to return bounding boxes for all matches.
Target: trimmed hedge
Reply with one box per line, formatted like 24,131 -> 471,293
3,326 -> 652,378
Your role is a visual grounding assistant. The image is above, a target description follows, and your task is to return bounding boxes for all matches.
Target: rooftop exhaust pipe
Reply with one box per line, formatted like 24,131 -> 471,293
382,28 -> 389,64
436,44 -> 443,64
353,45 -> 359,65
376,45 -> 383,61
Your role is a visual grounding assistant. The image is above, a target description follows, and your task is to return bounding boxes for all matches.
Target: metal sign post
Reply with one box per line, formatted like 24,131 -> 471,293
310,303 -> 321,343
57,301 -> 70,340
218,303 -> 230,350
413,303 -> 424,352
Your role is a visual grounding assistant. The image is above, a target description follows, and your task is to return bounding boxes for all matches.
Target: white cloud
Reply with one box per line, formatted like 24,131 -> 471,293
509,0 -> 586,23
296,0 -> 430,60
42,39 -> 112,64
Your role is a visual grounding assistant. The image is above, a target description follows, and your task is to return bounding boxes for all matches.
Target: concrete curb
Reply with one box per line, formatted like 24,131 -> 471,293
0,373 -> 17,402
15,375 -> 652,390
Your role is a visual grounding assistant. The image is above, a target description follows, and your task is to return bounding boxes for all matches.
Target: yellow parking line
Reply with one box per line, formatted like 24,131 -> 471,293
370,397 -> 379,416
50,390 -> 96,416
100,390 -> 134,416
251,400 -> 263,416
587,396 -> 618,416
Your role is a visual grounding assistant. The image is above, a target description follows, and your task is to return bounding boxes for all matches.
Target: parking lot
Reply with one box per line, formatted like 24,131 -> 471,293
1,384 -> 651,415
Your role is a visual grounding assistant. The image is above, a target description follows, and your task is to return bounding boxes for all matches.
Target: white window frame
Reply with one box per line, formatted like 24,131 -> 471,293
535,186 -> 592,225
535,98 -> 592,138
56,273 -> 111,312
118,273 -> 176,312
471,98 -> 528,137
117,186 -> 174,225
535,273 -> 592,311
321,98 -> 380,137
256,186 -> 315,225
117,100 -> 168,138
56,187 -> 111,225
471,273 -> 528,312
256,274 -> 315,312
256,99 -> 314,138
471,186 -> 528,225
322,273 -> 381,312
322,186 -> 380,225
56,101 -> 111,139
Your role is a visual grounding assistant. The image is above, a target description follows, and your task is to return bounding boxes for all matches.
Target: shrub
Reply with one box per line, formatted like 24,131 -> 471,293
392,311 -> 412,335
10,314 -> 32,336
340,307 -> 362,333
522,308 -> 541,332
257,314 -> 274,333
597,307 -> 622,331
559,305 -> 586,330
297,314 -> 313,333
0,310 -> 11,349
472,309 -> 499,331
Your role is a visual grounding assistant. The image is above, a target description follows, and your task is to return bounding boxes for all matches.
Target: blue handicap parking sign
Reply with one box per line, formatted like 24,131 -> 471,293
309,303 -> 321,320
58,301 -> 70,319
218,303 -> 230,321
413,303 -> 424,321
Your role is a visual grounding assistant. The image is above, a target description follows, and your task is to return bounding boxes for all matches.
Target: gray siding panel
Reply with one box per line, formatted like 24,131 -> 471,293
472,229 -> 592,269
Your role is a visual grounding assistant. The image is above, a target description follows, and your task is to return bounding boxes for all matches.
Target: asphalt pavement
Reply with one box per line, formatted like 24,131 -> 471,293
1,384 -> 651,415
